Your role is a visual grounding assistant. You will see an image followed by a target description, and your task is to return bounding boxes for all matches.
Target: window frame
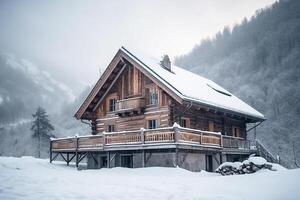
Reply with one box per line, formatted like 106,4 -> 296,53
232,126 -> 241,137
149,88 -> 158,106
180,117 -> 190,128
108,98 -> 117,112
107,125 -> 115,132
147,119 -> 158,129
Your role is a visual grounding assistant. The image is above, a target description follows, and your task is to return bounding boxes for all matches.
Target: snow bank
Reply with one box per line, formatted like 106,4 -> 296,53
248,156 -> 267,166
0,156 -> 299,200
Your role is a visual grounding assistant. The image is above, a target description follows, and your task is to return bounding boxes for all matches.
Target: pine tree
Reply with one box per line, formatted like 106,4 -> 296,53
31,106 -> 54,158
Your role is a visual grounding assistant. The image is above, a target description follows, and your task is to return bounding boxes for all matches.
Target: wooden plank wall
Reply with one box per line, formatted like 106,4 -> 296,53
94,64 -> 172,133
92,62 -> 246,138
171,103 -> 246,138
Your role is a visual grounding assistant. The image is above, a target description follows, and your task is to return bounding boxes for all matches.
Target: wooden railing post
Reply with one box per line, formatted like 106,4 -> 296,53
173,122 -> 180,142
49,139 -> 53,163
140,128 -> 145,144
220,135 -> 223,148
200,132 -> 203,144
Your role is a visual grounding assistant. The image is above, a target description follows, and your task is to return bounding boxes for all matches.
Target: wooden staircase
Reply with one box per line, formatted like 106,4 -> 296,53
255,139 -> 279,163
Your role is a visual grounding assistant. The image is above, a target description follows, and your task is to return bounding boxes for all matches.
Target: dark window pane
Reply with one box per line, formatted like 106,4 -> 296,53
107,125 -> 115,132
109,98 -> 116,111
148,120 -> 157,129
180,119 -> 187,127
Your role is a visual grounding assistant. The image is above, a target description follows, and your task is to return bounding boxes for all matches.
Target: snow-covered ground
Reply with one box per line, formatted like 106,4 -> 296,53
0,156 -> 299,200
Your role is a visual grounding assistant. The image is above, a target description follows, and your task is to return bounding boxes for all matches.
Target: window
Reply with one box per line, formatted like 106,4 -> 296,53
232,126 -> 240,137
148,119 -> 157,129
109,98 -> 117,112
180,118 -> 189,128
107,125 -> 115,132
149,88 -> 158,105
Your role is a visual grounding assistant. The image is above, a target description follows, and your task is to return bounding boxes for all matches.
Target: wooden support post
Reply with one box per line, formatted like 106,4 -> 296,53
49,140 -> 53,163
67,153 -> 70,166
142,150 -> 146,167
60,153 -> 68,163
51,153 -> 59,162
220,153 -> 223,164
78,153 -> 87,163
107,151 -> 110,168
75,136 -> 79,168
69,154 -> 76,163
175,148 -> 179,167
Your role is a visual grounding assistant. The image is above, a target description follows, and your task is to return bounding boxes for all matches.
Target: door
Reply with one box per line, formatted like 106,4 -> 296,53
205,155 -> 213,172
121,155 -> 133,168
101,156 -> 107,168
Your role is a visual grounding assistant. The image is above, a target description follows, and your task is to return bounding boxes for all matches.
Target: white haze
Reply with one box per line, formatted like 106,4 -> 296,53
0,0 -> 276,90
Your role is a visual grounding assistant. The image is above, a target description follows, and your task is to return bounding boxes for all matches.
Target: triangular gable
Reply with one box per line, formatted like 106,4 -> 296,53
74,48 -> 182,120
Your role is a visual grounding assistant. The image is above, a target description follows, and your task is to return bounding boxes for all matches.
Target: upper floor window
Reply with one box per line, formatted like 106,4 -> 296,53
149,88 -> 158,105
107,125 -> 115,132
148,119 -> 157,129
232,126 -> 240,137
109,98 -> 117,112
180,118 -> 189,128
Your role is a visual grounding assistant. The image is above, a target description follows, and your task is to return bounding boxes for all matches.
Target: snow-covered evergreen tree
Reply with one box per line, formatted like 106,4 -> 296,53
31,107 -> 54,158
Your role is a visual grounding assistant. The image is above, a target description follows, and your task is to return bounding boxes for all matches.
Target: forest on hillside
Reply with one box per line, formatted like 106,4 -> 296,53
175,0 -> 300,167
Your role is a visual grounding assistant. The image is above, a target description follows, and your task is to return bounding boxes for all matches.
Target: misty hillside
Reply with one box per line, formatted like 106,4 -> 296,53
0,53 -> 75,124
0,53 -> 89,157
175,0 -> 300,167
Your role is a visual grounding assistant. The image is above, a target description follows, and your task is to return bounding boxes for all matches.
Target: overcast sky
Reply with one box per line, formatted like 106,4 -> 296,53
0,0 -> 276,89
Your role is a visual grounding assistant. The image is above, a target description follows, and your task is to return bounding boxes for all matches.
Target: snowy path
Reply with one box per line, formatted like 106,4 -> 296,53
0,156 -> 299,200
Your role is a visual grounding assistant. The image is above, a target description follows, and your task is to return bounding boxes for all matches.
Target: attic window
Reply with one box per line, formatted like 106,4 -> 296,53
207,84 -> 231,97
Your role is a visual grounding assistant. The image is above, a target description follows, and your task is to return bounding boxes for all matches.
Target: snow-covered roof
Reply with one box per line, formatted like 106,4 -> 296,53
120,47 -> 265,120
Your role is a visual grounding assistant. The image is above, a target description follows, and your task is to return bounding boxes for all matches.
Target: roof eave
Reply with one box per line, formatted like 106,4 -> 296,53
182,98 -> 265,122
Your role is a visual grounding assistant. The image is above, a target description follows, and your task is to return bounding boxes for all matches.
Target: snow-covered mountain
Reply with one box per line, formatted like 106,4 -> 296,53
0,52 -> 90,157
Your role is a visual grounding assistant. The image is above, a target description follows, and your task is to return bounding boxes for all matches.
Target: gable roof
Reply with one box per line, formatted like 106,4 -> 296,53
75,47 -> 265,121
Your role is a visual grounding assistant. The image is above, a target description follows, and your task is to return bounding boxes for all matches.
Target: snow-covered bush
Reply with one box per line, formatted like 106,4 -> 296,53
215,156 -> 282,175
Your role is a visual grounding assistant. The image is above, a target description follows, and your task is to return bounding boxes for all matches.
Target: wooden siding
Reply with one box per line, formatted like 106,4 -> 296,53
86,60 -> 247,139
171,103 -> 246,139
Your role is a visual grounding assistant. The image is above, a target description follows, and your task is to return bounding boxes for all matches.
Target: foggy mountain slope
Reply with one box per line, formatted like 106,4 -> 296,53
0,52 -> 75,124
175,0 -> 300,167
0,52 -> 90,157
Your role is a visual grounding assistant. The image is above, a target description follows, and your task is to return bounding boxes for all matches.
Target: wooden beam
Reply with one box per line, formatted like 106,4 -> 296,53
92,63 -> 127,112
50,153 -> 59,162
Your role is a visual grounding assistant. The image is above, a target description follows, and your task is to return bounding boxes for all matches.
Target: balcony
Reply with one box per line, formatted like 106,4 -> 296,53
115,97 -> 146,116
50,126 -> 252,153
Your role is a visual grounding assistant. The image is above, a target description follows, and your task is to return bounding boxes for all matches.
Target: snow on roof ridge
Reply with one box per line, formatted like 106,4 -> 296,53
120,46 -> 265,120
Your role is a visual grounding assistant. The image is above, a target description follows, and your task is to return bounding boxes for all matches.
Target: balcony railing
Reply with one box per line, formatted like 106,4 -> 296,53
50,126 -> 251,152
222,135 -> 250,149
115,97 -> 146,115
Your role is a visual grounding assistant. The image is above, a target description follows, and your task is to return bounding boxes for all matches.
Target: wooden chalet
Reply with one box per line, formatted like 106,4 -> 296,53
50,47 -> 265,172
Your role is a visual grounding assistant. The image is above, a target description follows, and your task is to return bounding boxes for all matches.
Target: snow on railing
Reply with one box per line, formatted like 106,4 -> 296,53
51,126 -> 249,151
